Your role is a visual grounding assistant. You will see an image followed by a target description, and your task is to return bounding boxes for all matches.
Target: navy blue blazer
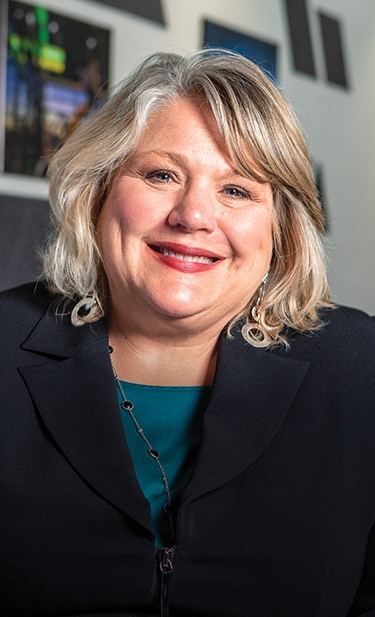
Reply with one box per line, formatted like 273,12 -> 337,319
1,282 -> 375,616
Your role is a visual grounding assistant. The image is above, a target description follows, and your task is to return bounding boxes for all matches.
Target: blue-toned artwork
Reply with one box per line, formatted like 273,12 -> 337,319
203,20 -> 278,83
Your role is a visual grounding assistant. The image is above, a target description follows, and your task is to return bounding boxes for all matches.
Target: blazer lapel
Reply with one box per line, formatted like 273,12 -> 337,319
19,303 -> 309,526
19,311 -> 151,532
183,331 -> 310,502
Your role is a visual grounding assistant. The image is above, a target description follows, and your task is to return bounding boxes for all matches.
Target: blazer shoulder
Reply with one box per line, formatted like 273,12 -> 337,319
0,280 -> 54,306
0,281 -> 58,341
280,304 -> 375,366
0,281 -> 56,316
318,304 -> 375,346
322,303 -> 374,325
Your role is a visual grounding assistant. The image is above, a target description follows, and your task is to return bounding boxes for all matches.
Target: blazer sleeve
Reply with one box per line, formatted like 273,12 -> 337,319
349,521 -> 375,615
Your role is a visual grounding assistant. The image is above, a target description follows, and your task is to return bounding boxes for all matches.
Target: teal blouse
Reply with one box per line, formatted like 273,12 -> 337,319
117,381 -> 211,546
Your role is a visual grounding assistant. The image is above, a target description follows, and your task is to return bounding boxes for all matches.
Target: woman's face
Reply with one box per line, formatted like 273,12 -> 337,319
97,97 -> 274,335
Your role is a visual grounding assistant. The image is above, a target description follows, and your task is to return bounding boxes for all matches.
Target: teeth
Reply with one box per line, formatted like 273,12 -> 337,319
156,246 -> 216,264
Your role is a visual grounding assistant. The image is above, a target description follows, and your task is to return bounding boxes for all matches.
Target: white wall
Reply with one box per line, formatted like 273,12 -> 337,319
1,0 -> 374,312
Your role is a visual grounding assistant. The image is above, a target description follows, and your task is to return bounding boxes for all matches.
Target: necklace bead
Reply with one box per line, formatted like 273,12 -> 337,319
121,400 -> 134,411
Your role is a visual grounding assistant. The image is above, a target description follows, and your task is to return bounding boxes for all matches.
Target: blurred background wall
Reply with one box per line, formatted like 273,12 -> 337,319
0,0 -> 374,313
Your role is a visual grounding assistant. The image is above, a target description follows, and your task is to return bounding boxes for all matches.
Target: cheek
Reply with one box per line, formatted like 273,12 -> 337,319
98,192 -> 136,246
97,201 -> 125,267
234,210 -> 274,258
103,190 -> 167,240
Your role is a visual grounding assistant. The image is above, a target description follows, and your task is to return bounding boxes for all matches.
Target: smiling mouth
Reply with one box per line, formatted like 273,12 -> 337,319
149,245 -> 220,264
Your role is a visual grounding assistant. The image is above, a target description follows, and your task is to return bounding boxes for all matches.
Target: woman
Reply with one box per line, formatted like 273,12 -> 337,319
1,49 -> 374,617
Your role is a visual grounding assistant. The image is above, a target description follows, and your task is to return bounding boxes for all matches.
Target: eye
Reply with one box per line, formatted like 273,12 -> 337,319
222,185 -> 250,199
145,169 -> 175,183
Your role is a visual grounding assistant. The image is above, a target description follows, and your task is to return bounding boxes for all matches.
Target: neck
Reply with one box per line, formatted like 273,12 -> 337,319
107,317 -> 221,387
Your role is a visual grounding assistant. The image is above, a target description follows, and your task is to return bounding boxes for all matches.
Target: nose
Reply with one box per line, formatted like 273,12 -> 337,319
167,182 -> 217,233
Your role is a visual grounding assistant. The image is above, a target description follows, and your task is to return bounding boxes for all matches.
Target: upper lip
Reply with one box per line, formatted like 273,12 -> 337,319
147,241 -> 224,261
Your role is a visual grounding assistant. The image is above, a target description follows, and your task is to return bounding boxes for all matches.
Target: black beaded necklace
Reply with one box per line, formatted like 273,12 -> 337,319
109,345 -> 175,542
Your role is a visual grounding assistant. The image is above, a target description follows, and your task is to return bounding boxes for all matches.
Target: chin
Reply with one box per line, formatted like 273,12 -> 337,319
157,303 -> 206,321
147,298 -> 210,323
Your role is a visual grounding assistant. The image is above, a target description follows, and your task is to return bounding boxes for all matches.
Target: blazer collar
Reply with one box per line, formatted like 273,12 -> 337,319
19,308 -> 152,532
19,304 -> 309,530
21,299 -> 107,357
183,330 -> 309,502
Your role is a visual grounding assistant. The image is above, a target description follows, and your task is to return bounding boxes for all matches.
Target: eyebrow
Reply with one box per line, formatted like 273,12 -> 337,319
133,149 -> 251,180
134,150 -> 188,166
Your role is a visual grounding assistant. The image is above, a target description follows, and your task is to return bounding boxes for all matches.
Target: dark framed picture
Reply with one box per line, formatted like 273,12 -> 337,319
0,0 -> 111,176
203,19 -> 278,83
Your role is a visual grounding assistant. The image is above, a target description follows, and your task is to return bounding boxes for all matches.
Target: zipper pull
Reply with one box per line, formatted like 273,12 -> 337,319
160,547 -> 175,574
159,547 -> 175,617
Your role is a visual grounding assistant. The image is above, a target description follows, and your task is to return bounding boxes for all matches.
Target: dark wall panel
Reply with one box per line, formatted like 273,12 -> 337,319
0,194 -> 50,291
90,0 -> 165,25
318,12 -> 349,88
283,0 -> 316,77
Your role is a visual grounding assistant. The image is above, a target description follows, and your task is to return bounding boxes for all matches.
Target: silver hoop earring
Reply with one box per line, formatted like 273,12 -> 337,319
71,292 -> 99,327
251,272 -> 268,323
242,273 -> 269,347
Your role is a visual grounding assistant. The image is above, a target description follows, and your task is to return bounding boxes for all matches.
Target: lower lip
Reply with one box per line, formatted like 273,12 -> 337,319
149,247 -> 220,273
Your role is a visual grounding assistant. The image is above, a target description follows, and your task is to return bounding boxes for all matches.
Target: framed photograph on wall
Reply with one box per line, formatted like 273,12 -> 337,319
203,19 -> 278,83
0,0 -> 110,176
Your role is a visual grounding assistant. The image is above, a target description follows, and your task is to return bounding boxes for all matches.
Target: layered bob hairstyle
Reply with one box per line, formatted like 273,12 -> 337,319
43,48 -> 331,347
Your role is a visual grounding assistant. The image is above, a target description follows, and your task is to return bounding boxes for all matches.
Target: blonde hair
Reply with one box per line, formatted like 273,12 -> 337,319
43,48 -> 331,347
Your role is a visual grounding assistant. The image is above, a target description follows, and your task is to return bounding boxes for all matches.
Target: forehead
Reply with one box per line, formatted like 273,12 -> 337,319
137,96 -> 221,145
128,97 -> 234,169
